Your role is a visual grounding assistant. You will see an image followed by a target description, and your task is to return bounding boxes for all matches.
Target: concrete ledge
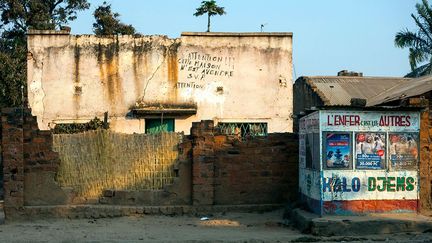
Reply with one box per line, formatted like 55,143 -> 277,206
181,32 -> 293,37
7,204 -> 284,221
27,29 -> 70,35
290,208 -> 432,236
290,208 -> 316,233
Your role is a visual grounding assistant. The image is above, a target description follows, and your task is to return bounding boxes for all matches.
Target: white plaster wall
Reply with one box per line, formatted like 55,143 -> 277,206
27,31 -> 293,133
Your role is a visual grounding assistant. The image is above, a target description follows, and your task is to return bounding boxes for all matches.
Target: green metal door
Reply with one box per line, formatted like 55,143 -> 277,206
145,118 -> 174,134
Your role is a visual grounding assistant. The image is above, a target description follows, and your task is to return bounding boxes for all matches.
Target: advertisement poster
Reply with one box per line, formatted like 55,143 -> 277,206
355,133 -> 386,169
389,133 -> 419,169
325,133 -> 351,169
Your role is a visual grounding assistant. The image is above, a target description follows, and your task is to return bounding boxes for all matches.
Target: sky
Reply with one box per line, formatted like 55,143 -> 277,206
69,0 -> 418,79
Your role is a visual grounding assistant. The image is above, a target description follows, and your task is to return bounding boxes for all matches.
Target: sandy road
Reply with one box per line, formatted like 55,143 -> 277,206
0,210 -> 431,242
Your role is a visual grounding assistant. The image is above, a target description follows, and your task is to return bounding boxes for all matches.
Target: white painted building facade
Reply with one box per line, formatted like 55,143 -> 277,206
27,30 -> 293,134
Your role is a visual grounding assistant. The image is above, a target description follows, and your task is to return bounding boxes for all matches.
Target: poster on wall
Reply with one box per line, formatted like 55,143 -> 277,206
355,133 -> 386,169
324,133 -> 351,169
389,133 -> 419,169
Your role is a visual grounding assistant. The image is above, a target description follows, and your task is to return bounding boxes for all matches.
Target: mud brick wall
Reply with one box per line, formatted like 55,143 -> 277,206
213,133 -> 298,204
191,120 -> 216,205
420,109 -> 431,213
2,107 -> 66,218
2,107 -> 193,211
191,120 -> 298,205
2,108 -> 25,217
418,95 -> 432,214
2,111 -> 298,219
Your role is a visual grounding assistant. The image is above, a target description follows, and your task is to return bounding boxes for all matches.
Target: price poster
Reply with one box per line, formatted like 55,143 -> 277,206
355,133 -> 386,169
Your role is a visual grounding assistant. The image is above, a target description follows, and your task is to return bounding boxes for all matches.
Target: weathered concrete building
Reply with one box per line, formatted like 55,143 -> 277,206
27,30 -> 293,134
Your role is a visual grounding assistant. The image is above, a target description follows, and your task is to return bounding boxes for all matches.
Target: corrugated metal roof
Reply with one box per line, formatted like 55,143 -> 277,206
303,76 -> 411,106
367,75 -> 432,106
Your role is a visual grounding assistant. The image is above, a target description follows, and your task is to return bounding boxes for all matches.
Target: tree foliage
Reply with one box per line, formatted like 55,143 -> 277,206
0,0 -> 90,35
395,0 -> 432,77
0,0 -> 89,107
93,1 -> 135,36
0,36 -> 26,107
194,0 -> 226,32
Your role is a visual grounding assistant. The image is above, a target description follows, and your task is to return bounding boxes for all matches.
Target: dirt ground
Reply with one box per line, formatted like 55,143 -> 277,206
1,209 -> 432,242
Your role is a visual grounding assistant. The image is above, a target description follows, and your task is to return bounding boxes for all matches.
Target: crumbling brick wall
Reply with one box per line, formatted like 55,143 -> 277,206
1,109 -> 299,219
213,133 -> 298,204
417,94 -> 432,214
2,108 -> 64,218
191,120 -> 298,205
2,108 -> 25,218
190,120 -> 216,205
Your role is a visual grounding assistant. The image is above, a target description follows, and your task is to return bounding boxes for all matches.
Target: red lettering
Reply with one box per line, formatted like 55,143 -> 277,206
400,116 -> 406,126
395,116 -> 401,126
379,116 -> 385,126
379,115 -> 411,127
328,115 -> 413,127
354,115 -> 360,126
328,115 -> 362,126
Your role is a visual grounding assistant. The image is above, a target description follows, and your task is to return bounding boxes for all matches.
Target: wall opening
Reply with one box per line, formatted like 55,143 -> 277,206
145,118 -> 175,134
216,122 -> 268,138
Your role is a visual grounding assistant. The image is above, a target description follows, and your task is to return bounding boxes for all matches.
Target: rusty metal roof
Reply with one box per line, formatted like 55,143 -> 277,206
367,75 -> 432,106
303,76 -> 411,106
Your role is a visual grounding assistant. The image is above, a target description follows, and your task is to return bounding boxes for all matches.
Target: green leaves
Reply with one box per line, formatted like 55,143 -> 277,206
92,1 -> 136,36
0,36 -> 26,107
0,0 -> 90,33
194,0 -> 226,32
0,0 -> 90,107
395,0 -> 432,77
194,0 -> 226,17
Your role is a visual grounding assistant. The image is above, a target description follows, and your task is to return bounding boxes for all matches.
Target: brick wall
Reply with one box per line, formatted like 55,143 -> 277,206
191,120 -> 216,205
191,120 -> 298,205
2,108 -> 25,218
1,110 -> 299,219
2,108 -> 66,218
213,133 -> 298,204
418,94 -> 432,214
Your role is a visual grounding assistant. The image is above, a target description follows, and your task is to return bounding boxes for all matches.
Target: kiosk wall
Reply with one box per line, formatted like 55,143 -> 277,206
299,110 -> 420,215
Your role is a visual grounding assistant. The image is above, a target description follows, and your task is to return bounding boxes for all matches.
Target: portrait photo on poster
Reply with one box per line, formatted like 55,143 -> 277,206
355,133 -> 386,170
389,133 -> 419,170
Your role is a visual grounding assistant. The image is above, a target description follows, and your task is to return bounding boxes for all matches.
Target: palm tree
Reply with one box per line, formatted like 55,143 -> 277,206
395,0 -> 432,77
194,0 -> 226,32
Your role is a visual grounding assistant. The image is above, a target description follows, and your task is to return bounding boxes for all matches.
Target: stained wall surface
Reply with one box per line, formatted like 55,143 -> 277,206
27,30 -> 293,134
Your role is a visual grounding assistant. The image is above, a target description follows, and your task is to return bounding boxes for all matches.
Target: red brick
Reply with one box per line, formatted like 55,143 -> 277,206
32,137 -> 45,143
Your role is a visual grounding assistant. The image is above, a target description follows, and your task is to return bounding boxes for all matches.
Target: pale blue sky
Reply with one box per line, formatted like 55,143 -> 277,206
69,0 -> 418,79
